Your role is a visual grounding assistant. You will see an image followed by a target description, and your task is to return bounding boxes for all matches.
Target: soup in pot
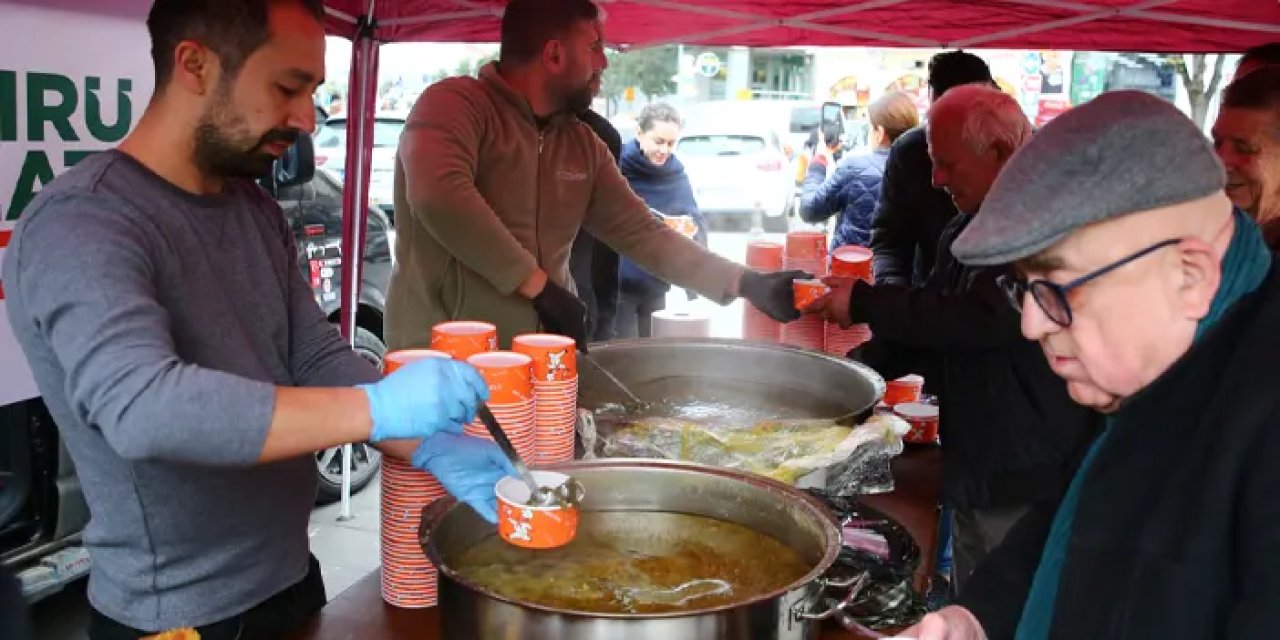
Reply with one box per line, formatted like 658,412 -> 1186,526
451,511 -> 812,614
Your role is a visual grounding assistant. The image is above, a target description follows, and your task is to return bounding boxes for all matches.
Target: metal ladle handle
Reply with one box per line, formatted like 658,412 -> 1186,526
475,403 -> 548,504
795,572 -> 870,623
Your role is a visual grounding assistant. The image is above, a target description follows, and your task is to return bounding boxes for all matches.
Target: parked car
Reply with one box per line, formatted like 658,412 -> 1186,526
0,143 -> 394,603
676,122 -> 794,233
683,100 -> 823,177
313,114 -> 406,220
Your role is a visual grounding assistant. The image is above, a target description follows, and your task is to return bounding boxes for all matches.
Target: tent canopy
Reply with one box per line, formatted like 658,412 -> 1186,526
324,0 -> 1279,53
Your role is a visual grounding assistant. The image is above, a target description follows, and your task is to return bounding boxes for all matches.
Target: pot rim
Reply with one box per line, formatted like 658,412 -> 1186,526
588,337 -> 887,409
419,458 -> 844,620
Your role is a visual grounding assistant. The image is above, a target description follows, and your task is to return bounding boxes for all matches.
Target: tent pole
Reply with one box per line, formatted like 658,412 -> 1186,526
337,6 -> 380,522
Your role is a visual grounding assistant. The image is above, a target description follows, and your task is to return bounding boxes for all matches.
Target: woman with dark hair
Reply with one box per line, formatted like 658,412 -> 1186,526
799,91 -> 920,250
615,103 -> 708,339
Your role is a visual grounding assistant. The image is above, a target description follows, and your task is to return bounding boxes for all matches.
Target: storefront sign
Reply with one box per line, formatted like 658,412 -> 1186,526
0,5 -> 152,406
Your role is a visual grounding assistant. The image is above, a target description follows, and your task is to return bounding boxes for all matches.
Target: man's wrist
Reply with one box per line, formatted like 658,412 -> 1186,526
517,269 -> 548,300
731,269 -> 752,299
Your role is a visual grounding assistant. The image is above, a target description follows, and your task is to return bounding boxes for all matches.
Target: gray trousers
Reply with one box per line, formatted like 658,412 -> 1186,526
951,502 -> 1032,593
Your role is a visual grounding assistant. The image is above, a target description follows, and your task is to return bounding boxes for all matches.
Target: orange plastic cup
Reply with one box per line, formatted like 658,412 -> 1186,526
495,471 -> 581,549
793,279 -> 830,312
746,241 -> 785,271
884,374 -> 924,406
512,334 -> 578,382
382,349 -> 451,374
786,231 -> 828,261
894,402 -> 940,444
831,246 -> 874,281
430,321 -> 498,360
466,351 -> 534,404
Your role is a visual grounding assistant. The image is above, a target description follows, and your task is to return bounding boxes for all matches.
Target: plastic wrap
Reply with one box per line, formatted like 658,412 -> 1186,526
806,489 -> 928,631
578,407 -> 908,493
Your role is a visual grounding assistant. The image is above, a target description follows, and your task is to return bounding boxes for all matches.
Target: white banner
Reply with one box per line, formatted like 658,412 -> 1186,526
0,3 -> 152,405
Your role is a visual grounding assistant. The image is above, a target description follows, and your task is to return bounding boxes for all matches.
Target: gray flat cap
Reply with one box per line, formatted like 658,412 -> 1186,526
952,90 -> 1225,266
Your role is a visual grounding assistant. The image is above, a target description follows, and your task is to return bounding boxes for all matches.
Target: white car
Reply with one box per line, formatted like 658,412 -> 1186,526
313,115 -> 406,217
683,100 -> 823,174
676,123 -> 794,232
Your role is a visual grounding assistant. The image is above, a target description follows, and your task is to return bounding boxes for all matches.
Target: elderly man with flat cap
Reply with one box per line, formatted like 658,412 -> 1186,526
900,91 -> 1280,639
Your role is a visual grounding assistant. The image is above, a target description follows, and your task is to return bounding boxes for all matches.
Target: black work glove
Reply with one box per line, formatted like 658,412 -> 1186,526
739,269 -> 812,323
532,280 -> 590,352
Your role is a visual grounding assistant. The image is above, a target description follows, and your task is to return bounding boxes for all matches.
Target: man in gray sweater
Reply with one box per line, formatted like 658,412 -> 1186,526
1,1 -> 513,638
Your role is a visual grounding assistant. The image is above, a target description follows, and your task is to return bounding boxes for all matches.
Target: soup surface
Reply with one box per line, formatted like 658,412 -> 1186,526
451,511 -> 812,614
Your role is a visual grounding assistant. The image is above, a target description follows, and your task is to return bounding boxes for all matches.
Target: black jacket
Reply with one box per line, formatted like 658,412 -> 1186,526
0,563 -> 32,640
569,109 -> 623,341
868,127 -> 959,287
959,262 -> 1280,639
850,214 -> 1099,510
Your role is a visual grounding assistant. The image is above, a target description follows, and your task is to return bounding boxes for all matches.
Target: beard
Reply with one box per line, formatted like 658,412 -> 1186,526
555,73 -> 597,115
194,87 -> 299,179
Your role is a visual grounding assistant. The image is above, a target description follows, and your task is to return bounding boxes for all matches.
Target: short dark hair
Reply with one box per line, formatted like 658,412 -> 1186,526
147,0 -> 325,87
927,50 -> 994,100
637,102 -> 681,131
1240,42 -> 1280,70
500,0 -> 600,66
1222,65 -> 1280,130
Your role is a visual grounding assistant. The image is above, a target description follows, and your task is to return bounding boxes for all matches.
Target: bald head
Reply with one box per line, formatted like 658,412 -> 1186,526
926,83 -> 1031,214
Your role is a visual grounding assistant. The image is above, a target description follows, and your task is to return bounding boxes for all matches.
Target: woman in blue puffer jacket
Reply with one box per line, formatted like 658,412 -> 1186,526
616,103 -> 709,339
800,91 -> 920,250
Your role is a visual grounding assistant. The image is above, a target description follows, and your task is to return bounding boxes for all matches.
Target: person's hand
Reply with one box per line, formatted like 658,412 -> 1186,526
411,433 -> 517,524
532,280 -> 589,352
359,358 -> 488,443
894,606 -> 988,640
812,128 -> 836,167
738,269 -> 812,322
803,275 -> 856,328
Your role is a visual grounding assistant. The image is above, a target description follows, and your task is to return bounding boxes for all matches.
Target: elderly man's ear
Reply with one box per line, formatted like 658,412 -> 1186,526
1174,238 -> 1223,321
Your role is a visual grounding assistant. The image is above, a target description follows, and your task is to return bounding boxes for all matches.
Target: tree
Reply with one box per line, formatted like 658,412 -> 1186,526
1166,54 -> 1227,129
452,52 -> 500,79
601,45 -> 678,115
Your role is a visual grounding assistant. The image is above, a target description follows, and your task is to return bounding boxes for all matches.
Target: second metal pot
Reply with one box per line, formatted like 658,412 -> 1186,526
419,459 -> 858,640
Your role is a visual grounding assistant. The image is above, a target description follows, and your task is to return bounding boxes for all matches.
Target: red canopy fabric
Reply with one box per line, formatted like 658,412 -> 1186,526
324,0 -> 1279,53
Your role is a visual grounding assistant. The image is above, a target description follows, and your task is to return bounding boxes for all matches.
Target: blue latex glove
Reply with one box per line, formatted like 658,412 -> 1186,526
359,358 -> 489,443
412,433 -> 517,524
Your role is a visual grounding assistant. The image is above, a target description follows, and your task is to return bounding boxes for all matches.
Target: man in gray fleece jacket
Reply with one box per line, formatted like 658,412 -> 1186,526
1,1 -> 512,638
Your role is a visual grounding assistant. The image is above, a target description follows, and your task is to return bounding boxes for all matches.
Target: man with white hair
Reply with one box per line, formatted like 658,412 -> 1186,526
808,84 -> 1099,591
901,90 -> 1280,639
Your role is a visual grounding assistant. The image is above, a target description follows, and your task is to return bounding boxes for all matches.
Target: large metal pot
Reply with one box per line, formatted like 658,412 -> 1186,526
419,459 -> 863,640
579,338 -> 885,419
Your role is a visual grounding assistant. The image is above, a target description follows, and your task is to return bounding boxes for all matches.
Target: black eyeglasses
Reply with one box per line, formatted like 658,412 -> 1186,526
996,238 -> 1181,328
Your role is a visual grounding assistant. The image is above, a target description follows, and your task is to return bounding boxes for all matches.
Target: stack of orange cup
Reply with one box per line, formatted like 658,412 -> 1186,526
379,349 -> 451,609
784,230 -> 829,277
430,321 -> 498,360
512,334 -> 579,465
825,246 -> 875,357
884,374 -> 925,406
743,241 -> 785,343
894,402 -> 940,444
464,351 -> 537,462
782,279 -> 828,352
830,245 -> 874,281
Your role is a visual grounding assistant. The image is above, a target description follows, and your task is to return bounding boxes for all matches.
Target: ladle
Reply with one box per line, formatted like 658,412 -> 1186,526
580,352 -> 647,408
475,402 -> 558,506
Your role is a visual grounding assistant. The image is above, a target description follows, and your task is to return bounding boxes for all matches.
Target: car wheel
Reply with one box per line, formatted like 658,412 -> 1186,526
315,326 -> 385,504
